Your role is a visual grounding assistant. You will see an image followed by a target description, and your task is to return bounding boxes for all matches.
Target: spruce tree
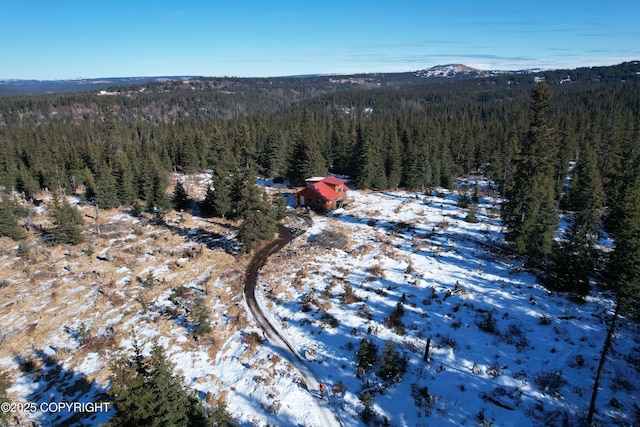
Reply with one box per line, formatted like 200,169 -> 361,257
200,185 -> 216,217
272,192 -> 288,220
206,134 -> 235,219
608,159 -> 640,315
191,295 -> 212,337
502,82 -> 559,266
231,168 -> 254,219
210,173 -> 232,219
114,155 -> 137,206
236,203 -> 276,252
82,167 -> 97,202
209,401 -> 237,427
355,338 -> 378,375
549,146 -> 604,296
139,157 -> 170,212
108,343 -> 209,427
288,136 -> 327,187
47,195 -> 84,245
0,196 -> 27,240
231,167 -> 277,251
16,164 -> 39,200
359,391 -> 375,424
385,130 -> 403,189
355,119 -> 388,190
94,164 -> 121,210
378,340 -> 407,384
0,372 -> 10,427
171,181 -> 191,211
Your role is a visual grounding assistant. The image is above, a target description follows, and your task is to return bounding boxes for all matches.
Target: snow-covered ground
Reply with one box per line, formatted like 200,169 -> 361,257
217,179 -> 637,426
0,178 -> 638,426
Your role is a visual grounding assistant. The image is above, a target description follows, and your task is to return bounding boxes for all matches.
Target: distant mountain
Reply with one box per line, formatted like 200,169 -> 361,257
413,64 -> 502,79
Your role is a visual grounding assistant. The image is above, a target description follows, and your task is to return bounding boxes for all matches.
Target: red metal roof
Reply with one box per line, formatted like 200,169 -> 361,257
322,176 -> 349,188
311,181 -> 338,201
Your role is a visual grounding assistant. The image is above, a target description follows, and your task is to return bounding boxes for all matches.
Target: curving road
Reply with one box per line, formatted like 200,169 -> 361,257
243,219 -> 342,427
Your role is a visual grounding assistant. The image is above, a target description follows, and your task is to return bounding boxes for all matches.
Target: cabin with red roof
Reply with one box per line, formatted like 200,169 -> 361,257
295,176 -> 350,211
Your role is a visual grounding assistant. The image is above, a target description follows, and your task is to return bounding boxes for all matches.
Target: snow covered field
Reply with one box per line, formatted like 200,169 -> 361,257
219,180 -> 638,426
0,177 -> 638,426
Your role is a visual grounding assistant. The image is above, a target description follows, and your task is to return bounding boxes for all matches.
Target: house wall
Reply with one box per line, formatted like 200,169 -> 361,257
296,179 -> 348,212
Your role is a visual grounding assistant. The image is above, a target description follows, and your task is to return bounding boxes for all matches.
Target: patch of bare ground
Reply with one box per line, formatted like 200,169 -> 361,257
0,199 -> 245,407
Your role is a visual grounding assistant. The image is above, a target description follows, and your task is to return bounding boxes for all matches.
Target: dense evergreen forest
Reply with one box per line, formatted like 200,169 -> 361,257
1,63 -> 638,197
0,62 -> 639,270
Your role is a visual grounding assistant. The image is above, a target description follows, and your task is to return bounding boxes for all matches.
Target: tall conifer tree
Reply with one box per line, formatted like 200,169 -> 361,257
502,82 -> 559,266
549,146 -> 604,295
94,163 -> 121,210
107,343 -> 208,427
171,181 -> 191,211
0,196 -> 27,240
232,167 -> 277,251
355,119 -> 387,190
608,158 -> 640,314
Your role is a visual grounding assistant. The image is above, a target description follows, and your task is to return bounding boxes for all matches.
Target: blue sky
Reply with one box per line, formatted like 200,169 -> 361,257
1,0 -> 639,79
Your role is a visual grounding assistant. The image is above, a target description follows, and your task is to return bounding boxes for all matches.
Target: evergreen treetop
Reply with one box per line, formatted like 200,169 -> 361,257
501,82 -> 559,266
107,342 -> 209,427
47,195 -> 84,245
0,196 -> 27,240
171,181 -> 191,211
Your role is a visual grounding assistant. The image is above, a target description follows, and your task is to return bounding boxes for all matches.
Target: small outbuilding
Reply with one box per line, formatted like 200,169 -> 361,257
295,176 -> 350,211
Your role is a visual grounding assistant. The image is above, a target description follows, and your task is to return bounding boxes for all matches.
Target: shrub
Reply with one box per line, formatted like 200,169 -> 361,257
476,310 -> 499,335
321,312 -> 339,328
385,302 -> 406,335
141,271 -> 156,287
368,263 -> 385,278
465,207 -> 479,223
242,331 -> 264,350
17,242 -> 29,257
191,295 -> 212,337
170,285 -> 189,300
405,262 -> 415,274
538,313 -> 552,325
130,202 -> 144,217
504,323 -> 530,352
437,334 -> 458,352
534,370 -> 567,395
343,284 -> 360,304
457,192 -> 471,208
411,383 -> 433,415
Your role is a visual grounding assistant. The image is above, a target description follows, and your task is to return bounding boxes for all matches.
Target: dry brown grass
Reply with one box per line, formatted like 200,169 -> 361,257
368,263 -> 386,278
0,200 -> 246,399
242,331 -> 265,354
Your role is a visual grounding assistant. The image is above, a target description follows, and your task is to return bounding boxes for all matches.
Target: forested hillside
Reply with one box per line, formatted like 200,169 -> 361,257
1,62 -> 638,199
2,61 -> 639,294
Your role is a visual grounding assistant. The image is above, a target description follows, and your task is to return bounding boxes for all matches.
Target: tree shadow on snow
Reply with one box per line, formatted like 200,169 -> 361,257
13,348 -> 112,426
